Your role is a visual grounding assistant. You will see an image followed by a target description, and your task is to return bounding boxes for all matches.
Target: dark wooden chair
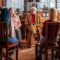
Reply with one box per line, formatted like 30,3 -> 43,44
35,22 -> 60,60
0,21 -> 19,60
44,22 -> 60,60
35,27 -> 42,60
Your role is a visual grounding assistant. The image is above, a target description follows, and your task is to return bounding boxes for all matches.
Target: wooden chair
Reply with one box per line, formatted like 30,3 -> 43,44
35,22 -> 60,60
0,21 -> 19,60
35,27 -> 42,60
44,22 -> 60,60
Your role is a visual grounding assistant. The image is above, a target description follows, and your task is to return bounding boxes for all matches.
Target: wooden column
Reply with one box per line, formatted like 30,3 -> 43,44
0,0 -> 6,7
0,0 -> 3,7
24,0 -> 27,11
2,0 -> 6,6
55,0 -> 57,8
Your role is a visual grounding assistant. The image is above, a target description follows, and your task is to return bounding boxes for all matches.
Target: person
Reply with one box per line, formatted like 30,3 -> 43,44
22,11 -> 28,38
16,8 -> 22,39
16,8 -> 20,17
9,8 -> 22,48
40,8 -> 58,44
37,8 -> 58,60
1,8 -> 15,43
57,11 -> 60,20
0,8 -> 18,60
25,7 -> 40,48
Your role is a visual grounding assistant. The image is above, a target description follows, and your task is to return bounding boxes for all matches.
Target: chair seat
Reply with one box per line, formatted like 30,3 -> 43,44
0,21 -> 19,60
8,43 -> 18,48
0,41 -> 18,47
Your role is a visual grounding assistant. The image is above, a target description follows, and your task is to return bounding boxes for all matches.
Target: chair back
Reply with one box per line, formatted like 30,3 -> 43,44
0,21 -> 19,60
0,21 -> 8,44
45,22 -> 60,46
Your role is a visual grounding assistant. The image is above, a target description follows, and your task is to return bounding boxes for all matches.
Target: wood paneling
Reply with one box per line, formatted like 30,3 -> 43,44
24,0 -> 28,11
2,0 -> 6,6
0,0 -> 3,7
0,0 -> 6,7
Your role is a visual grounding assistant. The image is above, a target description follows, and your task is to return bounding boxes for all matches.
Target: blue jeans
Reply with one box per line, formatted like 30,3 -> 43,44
15,29 -> 22,43
8,37 -> 18,43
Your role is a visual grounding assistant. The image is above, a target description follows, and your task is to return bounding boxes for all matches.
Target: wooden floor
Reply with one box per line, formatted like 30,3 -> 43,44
11,47 -> 59,60
21,37 -> 36,47
1,39 -> 59,60
11,42 -> 35,60
18,38 -> 59,60
19,47 -> 35,60
13,38 -> 35,60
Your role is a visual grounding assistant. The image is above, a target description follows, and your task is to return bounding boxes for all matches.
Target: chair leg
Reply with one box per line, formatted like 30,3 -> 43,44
5,48 -> 8,60
35,44 -> 42,60
59,48 -> 60,60
51,49 -> 54,60
16,46 -> 18,60
45,49 -> 48,60
39,47 -> 42,60
0,48 -> 3,60
35,44 -> 38,60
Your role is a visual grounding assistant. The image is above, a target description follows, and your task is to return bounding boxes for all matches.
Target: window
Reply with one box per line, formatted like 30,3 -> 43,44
40,0 -> 46,8
40,0 -> 55,8
56,0 -> 60,10
6,0 -> 24,11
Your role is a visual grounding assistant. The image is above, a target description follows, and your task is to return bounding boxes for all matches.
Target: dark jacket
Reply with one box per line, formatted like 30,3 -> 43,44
0,8 -> 11,23
0,8 -> 12,37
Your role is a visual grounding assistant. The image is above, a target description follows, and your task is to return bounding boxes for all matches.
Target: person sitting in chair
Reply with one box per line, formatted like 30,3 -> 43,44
40,8 -> 58,44
0,8 -> 18,60
9,8 -> 22,48
25,7 -> 40,48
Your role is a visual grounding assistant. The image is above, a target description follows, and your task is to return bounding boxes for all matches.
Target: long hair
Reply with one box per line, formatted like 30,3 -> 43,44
49,8 -> 57,20
9,7 -> 17,17
57,11 -> 60,20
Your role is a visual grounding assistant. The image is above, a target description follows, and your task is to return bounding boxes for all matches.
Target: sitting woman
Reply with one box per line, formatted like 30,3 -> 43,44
1,7 -> 18,43
40,8 -> 58,44
9,8 -> 22,48
37,8 -> 58,60
0,8 -> 18,59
